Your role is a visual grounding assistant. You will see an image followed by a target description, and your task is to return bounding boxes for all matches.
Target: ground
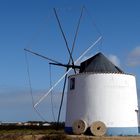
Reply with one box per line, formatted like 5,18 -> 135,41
0,125 -> 140,140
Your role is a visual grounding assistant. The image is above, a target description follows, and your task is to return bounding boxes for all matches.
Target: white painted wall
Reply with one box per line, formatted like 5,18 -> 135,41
65,73 -> 138,128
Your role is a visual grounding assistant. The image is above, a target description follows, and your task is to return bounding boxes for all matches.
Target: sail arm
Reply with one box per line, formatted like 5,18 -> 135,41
34,36 -> 102,108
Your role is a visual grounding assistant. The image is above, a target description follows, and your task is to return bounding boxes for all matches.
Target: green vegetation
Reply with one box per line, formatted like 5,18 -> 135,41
0,123 -> 64,134
0,123 -> 66,140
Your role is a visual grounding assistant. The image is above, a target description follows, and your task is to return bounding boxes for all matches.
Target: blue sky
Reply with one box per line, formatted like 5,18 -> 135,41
0,0 -> 140,122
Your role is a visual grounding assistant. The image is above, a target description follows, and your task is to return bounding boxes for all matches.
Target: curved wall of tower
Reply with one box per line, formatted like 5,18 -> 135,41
65,73 -> 138,136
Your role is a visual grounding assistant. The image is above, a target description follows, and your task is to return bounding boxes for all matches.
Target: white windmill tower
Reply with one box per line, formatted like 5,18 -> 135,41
65,52 -> 139,136
24,7 -> 139,136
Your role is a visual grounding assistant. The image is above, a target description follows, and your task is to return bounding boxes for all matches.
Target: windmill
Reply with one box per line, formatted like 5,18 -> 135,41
24,6 -> 102,125
24,7 -> 139,136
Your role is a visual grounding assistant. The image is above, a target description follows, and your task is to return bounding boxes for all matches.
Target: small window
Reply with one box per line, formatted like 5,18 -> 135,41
70,78 -> 75,90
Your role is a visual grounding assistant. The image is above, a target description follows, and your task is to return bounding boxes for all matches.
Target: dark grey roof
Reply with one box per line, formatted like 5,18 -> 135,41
80,52 -> 124,73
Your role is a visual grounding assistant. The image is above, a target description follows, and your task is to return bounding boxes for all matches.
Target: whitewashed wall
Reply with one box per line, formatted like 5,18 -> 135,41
65,73 -> 138,129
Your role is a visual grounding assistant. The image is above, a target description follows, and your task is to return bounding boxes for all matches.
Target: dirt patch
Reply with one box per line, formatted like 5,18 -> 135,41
1,134 -> 140,140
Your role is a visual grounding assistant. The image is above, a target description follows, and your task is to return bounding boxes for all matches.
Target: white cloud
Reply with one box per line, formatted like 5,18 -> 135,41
127,61 -> 140,67
0,87 -> 66,122
108,54 -> 120,67
130,46 -> 140,57
127,46 -> 140,67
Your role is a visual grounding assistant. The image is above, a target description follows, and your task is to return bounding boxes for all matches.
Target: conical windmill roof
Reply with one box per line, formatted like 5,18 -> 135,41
80,52 -> 124,73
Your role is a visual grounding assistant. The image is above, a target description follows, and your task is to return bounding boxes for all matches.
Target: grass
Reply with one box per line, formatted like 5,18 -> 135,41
0,125 -> 64,134
0,125 -> 66,140
1,125 -> 140,140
